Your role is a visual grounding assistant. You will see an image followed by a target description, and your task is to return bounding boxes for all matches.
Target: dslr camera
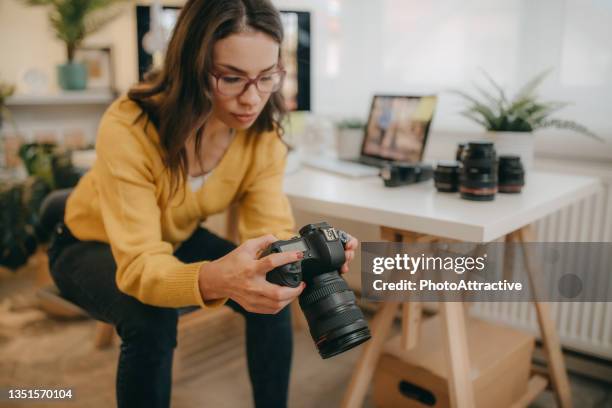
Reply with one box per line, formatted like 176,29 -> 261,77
261,222 -> 371,358
380,162 -> 434,187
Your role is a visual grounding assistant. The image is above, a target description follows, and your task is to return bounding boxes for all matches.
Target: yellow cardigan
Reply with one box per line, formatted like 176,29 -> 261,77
65,95 -> 295,308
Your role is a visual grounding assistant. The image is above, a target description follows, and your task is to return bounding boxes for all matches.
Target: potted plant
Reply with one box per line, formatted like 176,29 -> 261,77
0,81 -> 15,129
336,119 -> 365,160
21,0 -> 129,90
0,81 -> 16,169
0,142 -> 82,271
453,69 -> 602,168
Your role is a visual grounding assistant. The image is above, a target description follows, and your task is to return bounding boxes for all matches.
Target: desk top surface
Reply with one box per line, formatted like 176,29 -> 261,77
283,167 -> 601,242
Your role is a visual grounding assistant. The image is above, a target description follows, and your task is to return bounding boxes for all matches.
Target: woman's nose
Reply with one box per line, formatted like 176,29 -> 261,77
238,83 -> 262,106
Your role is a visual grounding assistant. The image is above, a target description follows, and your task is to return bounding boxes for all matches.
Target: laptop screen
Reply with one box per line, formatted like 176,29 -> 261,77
361,95 -> 437,163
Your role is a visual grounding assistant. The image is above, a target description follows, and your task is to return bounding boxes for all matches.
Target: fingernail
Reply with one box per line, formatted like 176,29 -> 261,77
296,251 -> 304,259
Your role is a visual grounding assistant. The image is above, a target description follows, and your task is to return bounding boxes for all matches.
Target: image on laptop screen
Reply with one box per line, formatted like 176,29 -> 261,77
361,95 -> 437,163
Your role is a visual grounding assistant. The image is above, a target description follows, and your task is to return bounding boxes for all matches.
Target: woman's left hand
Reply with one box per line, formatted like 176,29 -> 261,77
340,234 -> 359,274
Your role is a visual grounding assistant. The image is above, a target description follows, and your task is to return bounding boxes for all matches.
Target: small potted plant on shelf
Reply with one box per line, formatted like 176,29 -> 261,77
0,81 -> 16,169
453,69 -> 602,169
336,119 -> 365,160
21,0 -> 129,91
0,81 -> 15,129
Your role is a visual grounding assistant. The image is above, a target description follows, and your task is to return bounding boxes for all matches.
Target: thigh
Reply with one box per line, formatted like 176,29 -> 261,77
50,241 -> 177,330
174,227 -> 237,315
50,241 -> 122,323
174,227 -> 237,263
175,228 -> 260,317
50,227 -> 236,322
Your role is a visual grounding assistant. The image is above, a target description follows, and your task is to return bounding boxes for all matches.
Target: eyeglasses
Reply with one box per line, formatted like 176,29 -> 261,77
211,69 -> 286,97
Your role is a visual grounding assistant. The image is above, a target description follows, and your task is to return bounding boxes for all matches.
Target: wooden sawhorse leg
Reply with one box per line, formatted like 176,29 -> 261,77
515,225 -> 573,408
440,302 -> 476,408
341,301 -> 399,408
341,228 -> 476,408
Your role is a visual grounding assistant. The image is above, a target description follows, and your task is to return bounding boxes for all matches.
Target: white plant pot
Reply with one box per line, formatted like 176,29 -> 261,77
336,128 -> 364,160
482,131 -> 535,169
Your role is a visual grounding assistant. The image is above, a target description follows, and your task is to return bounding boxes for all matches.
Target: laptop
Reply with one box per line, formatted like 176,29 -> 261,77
304,95 -> 437,177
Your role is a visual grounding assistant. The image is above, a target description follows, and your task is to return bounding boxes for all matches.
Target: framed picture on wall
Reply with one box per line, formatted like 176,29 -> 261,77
74,46 -> 116,91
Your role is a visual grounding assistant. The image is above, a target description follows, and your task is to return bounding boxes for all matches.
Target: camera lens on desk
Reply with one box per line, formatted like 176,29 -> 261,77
380,162 -> 433,187
434,161 -> 460,192
498,155 -> 525,193
459,141 -> 497,201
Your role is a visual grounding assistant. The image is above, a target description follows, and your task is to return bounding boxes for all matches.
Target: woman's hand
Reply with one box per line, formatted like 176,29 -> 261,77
340,234 -> 359,274
198,234 -> 305,314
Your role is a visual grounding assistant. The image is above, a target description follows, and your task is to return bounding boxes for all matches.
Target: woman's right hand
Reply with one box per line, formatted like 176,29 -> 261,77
198,234 -> 305,314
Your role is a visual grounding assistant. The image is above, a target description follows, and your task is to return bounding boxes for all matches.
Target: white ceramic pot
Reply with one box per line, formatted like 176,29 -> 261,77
482,131 -> 534,169
336,127 -> 364,160
301,115 -> 335,155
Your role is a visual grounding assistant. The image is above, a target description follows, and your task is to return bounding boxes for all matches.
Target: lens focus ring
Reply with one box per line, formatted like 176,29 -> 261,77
312,307 -> 365,340
300,279 -> 350,308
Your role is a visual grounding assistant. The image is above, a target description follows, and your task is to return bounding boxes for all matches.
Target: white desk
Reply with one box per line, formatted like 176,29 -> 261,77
283,167 -> 601,408
284,168 -> 601,242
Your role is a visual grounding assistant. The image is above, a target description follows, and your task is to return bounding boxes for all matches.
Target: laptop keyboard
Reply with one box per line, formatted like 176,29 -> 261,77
302,154 -> 380,178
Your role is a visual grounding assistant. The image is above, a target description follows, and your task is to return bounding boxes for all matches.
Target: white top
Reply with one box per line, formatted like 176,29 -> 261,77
188,172 -> 211,192
283,168 -> 602,242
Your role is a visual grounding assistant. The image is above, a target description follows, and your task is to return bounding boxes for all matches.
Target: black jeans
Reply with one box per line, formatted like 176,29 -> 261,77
48,225 -> 293,408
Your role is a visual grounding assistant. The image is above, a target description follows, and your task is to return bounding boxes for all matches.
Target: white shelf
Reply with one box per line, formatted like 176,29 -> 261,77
6,90 -> 116,106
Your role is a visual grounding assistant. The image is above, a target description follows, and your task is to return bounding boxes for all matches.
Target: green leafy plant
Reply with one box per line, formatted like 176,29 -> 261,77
21,0 -> 130,62
0,81 -> 15,129
0,177 -> 50,270
0,143 -> 82,270
453,69 -> 603,141
19,143 -> 82,189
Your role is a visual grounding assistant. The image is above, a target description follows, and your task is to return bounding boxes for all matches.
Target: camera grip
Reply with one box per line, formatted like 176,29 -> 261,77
266,262 -> 303,288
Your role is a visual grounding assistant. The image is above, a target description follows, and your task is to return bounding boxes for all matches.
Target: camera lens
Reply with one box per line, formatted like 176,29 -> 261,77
498,155 -> 525,193
380,162 -> 433,187
434,161 -> 460,192
299,272 -> 371,359
459,141 -> 497,201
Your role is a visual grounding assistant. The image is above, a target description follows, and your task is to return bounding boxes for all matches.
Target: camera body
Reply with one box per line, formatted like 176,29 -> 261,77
380,162 -> 434,187
261,222 -> 371,359
262,222 -> 349,288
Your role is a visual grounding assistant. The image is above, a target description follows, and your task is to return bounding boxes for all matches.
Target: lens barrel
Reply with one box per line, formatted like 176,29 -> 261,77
299,272 -> 371,359
434,161 -> 461,192
498,155 -> 525,193
459,141 -> 497,201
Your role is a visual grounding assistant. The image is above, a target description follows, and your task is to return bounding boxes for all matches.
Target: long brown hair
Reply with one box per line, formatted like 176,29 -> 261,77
128,0 -> 287,197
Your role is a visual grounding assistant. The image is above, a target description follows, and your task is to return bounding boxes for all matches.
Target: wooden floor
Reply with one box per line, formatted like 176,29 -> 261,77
1,264 -> 611,408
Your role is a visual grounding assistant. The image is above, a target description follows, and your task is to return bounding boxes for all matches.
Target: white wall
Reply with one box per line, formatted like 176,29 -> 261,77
2,0 -> 612,160
278,0 -> 612,162
0,0 -> 136,94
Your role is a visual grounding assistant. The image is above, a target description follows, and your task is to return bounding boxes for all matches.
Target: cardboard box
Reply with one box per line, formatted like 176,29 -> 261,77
373,315 -> 534,408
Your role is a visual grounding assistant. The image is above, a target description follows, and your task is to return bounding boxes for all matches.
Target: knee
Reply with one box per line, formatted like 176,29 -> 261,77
115,304 -> 178,352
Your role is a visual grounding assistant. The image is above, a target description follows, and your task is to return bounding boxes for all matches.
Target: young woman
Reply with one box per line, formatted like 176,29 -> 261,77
48,0 -> 358,407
